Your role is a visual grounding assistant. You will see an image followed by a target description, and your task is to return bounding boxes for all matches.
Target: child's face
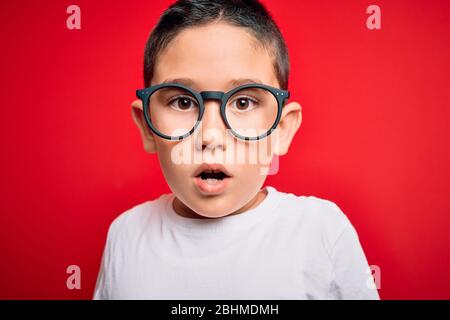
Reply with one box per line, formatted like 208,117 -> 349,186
132,22 -> 302,218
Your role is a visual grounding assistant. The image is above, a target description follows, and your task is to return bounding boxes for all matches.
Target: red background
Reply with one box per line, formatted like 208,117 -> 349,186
1,0 -> 449,300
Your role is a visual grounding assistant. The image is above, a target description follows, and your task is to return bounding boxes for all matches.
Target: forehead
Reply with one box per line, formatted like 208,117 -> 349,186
152,22 -> 278,90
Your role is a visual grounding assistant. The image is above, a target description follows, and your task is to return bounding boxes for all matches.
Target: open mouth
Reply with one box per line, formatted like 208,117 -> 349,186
197,169 -> 230,181
193,166 -> 232,194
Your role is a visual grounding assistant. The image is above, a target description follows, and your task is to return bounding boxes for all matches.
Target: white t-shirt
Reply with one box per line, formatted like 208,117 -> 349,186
93,186 -> 379,300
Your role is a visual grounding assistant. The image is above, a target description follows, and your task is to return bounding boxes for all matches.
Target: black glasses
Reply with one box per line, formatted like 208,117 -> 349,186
136,83 -> 289,141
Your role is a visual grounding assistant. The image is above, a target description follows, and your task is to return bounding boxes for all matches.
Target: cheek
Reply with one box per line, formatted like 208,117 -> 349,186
233,138 -> 275,168
154,141 -> 180,176
154,140 -> 172,161
235,163 -> 266,185
155,140 -> 194,181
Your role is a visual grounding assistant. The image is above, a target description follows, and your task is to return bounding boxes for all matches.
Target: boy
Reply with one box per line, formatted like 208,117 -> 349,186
93,0 -> 379,300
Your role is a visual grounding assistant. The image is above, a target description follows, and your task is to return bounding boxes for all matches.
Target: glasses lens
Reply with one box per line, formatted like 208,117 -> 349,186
147,86 -> 200,138
225,87 -> 278,138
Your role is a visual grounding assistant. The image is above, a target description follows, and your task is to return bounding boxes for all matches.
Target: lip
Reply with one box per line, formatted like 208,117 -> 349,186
194,175 -> 231,195
193,163 -> 233,195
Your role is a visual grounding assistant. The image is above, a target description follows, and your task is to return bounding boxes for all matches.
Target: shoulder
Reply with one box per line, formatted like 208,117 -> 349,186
105,193 -> 169,243
275,188 -> 350,226
271,187 -> 352,250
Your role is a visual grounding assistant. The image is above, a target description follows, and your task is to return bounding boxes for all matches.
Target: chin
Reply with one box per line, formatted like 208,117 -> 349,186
189,200 -> 238,218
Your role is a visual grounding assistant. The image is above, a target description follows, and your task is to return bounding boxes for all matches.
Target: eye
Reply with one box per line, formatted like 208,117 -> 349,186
230,96 -> 258,112
168,96 -> 198,111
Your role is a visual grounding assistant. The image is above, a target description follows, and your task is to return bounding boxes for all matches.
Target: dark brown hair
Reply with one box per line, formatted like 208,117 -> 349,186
143,0 -> 290,89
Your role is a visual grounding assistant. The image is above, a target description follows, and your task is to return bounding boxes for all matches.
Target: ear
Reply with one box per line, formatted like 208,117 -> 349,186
273,101 -> 302,156
131,99 -> 157,154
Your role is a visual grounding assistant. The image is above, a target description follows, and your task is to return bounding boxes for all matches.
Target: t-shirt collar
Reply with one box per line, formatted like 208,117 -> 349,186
163,186 -> 280,237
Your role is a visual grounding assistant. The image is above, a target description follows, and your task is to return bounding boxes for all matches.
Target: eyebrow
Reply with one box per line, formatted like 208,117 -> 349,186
161,77 -> 263,90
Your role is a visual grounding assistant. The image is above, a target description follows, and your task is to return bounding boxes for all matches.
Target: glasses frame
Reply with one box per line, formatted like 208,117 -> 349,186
136,82 -> 290,141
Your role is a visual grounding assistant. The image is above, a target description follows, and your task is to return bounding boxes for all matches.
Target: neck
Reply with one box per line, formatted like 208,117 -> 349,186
173,188 -> 268,219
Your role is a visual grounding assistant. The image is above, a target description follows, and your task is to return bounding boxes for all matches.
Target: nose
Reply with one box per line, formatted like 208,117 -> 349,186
195,99 -> 227,151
